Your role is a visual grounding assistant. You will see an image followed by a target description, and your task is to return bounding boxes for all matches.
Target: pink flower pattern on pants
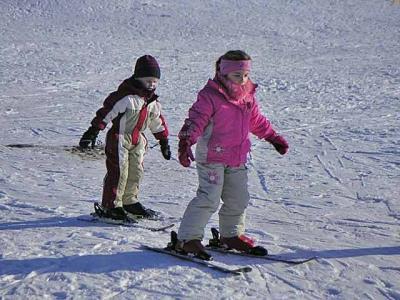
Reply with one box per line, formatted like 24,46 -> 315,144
207,170 -> 220,185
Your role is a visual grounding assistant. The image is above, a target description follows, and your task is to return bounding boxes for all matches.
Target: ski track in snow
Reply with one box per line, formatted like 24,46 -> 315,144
1,0 -> 400,299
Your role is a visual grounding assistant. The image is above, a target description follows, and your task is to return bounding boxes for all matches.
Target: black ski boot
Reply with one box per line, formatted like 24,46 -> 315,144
93,202 -> 134,223
209,228 -> 268,256
168,231 -> 212,261
123,202 -> 159,219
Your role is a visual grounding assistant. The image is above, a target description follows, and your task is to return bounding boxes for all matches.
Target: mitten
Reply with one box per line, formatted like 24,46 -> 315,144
79,126 -> 100,149
266,134 -> 289,155
159,139 -> 171,160
178,139 -> 195,167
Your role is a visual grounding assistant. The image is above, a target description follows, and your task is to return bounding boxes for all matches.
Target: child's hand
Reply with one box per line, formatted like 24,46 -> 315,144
178,139 -> 195,167
266,134 -> 289,155
79,126 -> 99,149
159,139 -> 171,160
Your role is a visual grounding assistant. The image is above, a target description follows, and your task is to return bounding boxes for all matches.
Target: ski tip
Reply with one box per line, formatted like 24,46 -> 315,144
269,255 -> 318,264
229,267 -> 252,275
148,223 -> 175,232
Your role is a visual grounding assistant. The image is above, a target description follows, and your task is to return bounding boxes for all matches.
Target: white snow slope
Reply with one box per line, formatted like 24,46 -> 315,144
0,0 -> 399,299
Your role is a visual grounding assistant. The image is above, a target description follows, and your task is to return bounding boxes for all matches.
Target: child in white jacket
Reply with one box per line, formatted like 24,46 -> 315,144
79,55 -> 171,221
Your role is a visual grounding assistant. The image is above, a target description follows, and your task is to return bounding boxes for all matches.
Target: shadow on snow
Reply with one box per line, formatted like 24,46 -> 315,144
0,216 -> 132,230
0,249 -> 229,279
0,216 -> 399,276
1,245 -> 399,277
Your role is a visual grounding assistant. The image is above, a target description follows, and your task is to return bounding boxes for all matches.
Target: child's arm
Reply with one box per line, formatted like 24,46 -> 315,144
249,100 -> 289,155
90,91 -> 130,130
179,93 -> 214,146
79,92 -> 130,148
178,93 -> 214,167
249,100 -> 275,139
148,102 -> 170,160
148,102 -> 169,140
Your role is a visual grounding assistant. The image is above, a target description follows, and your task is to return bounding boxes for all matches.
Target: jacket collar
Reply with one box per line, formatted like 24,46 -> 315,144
118,76 -> 159,103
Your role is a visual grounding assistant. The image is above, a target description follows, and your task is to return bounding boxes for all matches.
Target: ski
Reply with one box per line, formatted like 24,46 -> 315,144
92,201 -> 172,222
206,246 -> 317,265
77,214 -> 174,232
142,245 -> 252,275
207,228 -> 316,265
124,209 -> 172,222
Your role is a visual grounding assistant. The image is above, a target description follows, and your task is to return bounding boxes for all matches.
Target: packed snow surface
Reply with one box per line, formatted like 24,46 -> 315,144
0,0 -> 399,299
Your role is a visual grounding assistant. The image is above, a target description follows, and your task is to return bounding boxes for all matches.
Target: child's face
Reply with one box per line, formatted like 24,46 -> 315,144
226,70 -> 250,85
137,77 -> 159,90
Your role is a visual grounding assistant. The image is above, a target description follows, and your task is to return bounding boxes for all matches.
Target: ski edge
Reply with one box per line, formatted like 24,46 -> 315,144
142,245 -> 252,275
77,215 -> 174,232
207,246 -> 317,265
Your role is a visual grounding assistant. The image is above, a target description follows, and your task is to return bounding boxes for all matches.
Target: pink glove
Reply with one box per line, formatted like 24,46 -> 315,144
178,139 -> 195,167
266,134 -> 289,155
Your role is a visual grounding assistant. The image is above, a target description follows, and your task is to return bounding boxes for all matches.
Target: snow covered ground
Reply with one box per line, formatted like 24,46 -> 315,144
0,0 -> 399,299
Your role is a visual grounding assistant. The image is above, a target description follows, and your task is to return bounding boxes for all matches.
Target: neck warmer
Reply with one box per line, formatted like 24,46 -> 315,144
216,72 -> 255,102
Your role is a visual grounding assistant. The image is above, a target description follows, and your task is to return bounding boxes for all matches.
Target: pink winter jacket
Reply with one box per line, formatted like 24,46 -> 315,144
179,78 -> 276,167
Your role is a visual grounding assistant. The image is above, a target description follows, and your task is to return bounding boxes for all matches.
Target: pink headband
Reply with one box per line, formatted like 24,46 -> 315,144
219,59 -> 251,75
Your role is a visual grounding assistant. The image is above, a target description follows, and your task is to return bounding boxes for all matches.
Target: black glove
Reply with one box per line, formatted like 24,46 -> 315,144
79,126 -> 100,149
266,134 -> 289,155
159,139 -> 171,160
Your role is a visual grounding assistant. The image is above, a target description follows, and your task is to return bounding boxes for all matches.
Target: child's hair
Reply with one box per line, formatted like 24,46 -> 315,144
215,50 -> 252,74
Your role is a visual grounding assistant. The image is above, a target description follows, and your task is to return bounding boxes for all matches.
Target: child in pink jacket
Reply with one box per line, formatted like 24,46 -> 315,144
176,50 -> 288,257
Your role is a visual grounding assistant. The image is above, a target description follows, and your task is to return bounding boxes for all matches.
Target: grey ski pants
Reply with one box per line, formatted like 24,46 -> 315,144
178,163 -> 250,241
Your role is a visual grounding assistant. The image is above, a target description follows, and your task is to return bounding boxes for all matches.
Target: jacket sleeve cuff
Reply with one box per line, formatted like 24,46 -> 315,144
264,129 -> 278,142
153,130 -> 168,141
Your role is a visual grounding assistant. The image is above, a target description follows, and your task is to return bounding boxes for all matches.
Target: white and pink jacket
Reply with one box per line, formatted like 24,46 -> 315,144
179,78 -> 276,167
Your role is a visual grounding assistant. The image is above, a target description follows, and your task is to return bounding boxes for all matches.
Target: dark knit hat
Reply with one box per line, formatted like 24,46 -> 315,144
133,55 -> 161,79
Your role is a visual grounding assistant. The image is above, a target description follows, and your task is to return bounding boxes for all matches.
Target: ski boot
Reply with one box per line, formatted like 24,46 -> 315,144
209,228 -> 268,256
123,202 -> 160,220
167,231 -> 212,261
93,202 -> 136,223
